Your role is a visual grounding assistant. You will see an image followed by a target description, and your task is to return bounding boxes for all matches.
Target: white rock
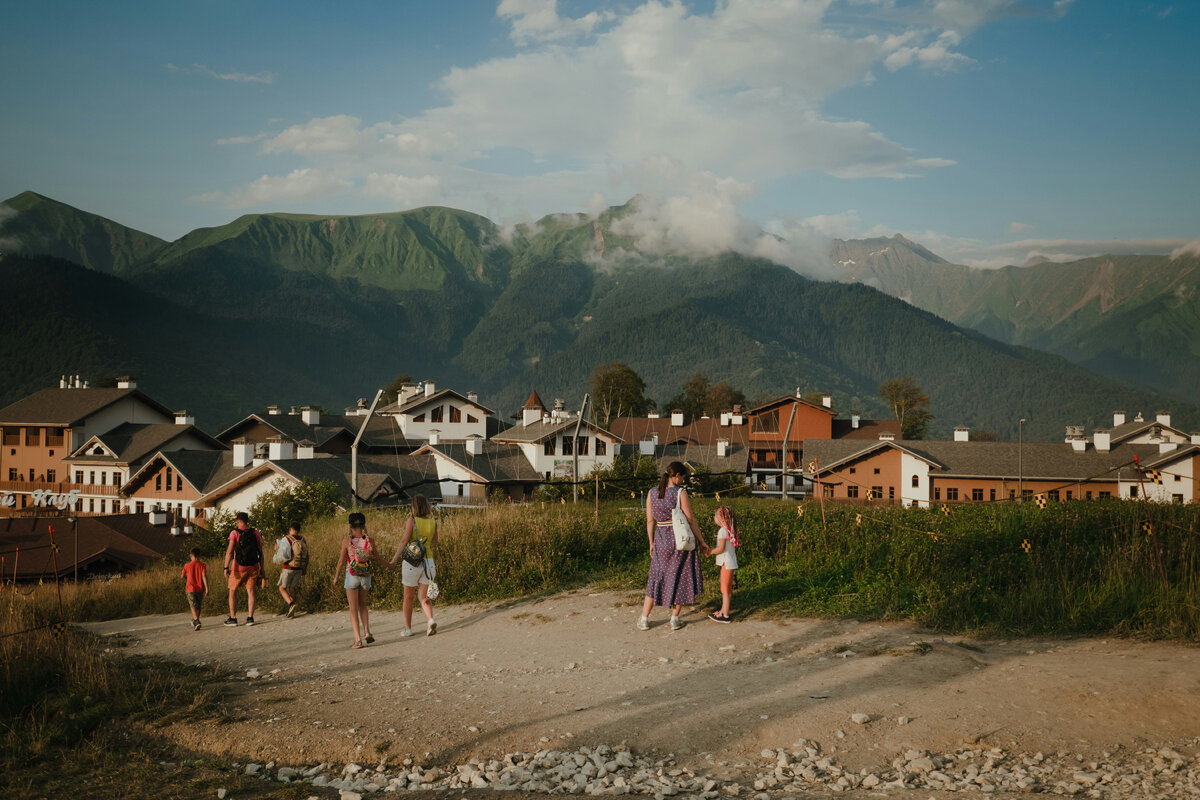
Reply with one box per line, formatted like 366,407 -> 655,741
898,716 -> 910,725
277,767 -> 299,782
216,790 -> 227,799
245,669 -> 260,679
850,713 -> 870,725
244,763 -> 262,775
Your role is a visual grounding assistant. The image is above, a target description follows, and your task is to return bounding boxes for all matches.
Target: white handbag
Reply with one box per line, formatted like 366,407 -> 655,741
672,489 -> 696,551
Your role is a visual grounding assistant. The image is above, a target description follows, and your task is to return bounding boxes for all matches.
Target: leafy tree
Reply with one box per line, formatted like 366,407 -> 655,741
704,381 -> 746,417
590,362 -> 653,427
973,429 -> 1001,442
249,478 -> 343,539
382,373 -> 414,405
665,374 -> 747,421
879,376 -> 933,440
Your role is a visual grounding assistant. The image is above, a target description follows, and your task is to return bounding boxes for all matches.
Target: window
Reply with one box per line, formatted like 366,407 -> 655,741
934,487 -> 941,500
89,471 -> 95,484
176,475 -> 182,491
100,500 -> 106,513
156,474 -> 162,491
457,483 -> 464,496
752,409 -> 779,434
846,485 -> 859,499
596,439 -> 607,456
450,406 -> 461,423
990,489 -> 996,501
1,428 -> 18,446
1086,491 -> 1093,500
871,486 -> 883,499
47,469 -> 56,483
26,427 -> 40,446
561,437 -> 573,455
47,429 -> 64,446
1129,486 -> 1138,498
576,436 -> 589,456
28,468 -> 35,481
544,439 -> 556,456
946,487 -> 959,501
101,472 -> 107,485
849,467 -> 856,474
823,484 -> 834,498
873,467 -> 881,475
414,413 -> 425,422
1049,490 -> 1060,502
89,499 -> 95,512
467,414 -> 478,424
911,475 -> 919,487
1099,491 -> 1110,498
911,499 -> 920,507
135,501 -> 144,514
166,467 -> 173,490
75,471 -> 83,483
1172,494 -> 1183,504
1009,489 -> 1015,499
113,471 -> 119,485
971,488 -> 983,502
430,406 -> 444,423
1066,491 -> 1073,500
1175,474 -> 1182,482
7,468 -> 15,480
888,486 -> 895,500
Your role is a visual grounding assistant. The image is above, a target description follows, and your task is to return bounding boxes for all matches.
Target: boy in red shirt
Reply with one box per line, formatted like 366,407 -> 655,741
181,548 -> 209,630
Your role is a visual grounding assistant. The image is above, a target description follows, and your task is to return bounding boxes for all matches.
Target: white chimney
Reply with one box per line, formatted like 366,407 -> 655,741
268,438 -> 295,460
116,375 -> 136,389
74,375 -> 83,388
720,412 -> 730,426
879,432 -> 895,441
717,438 -> 729,458
466,436 -> 483,455
267,405 -> 281,416
1113,410 -> 1126,427
523,406 -> 542,426
731,406 -> 744,425
148,507 -> 168,526
954,426 -> 969,442
174,410 -> 194,426
1191,432 -> 1200,445
851,412 -> 860,430
297,440 -> 315,459
671,410 -> 684,426
647,410 -> 660,419
821,394 -> 832,408
1093,430 -> 1111,452
467,390 -> 479,404
428,429 -> 440,446
424,380 -> 436,397
59,375 -> 67,388
1156,411 -> 1172,427
232,440 -> 254,468
301,406 -> 320,425
795,386 -> 802,398
639,436 -> 656,456
1071,438 -> 1087,452
399,382 -> 419,404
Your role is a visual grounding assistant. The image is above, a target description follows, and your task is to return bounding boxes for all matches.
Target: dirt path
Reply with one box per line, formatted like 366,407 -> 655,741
84,589 -> 1199,782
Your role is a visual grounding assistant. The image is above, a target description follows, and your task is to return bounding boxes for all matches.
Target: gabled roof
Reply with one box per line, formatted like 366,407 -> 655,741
1107,418 -> 1190,445
68,423 -> 224,465
609,416 -> 749,448
522,390 -> 547,411
123,449 -> 229,494
744,395 -> 836,417
380,388 -> 495,417
215,413 -> 357,448
0,387 -> 175,426
803,439 -> 941,475
625,443 -> 750,476
831,418 -> 903,440
0,514 -> 189,580
491,417 -> 621,445
415,442 -> 543,483
1140,444 -> 1200,470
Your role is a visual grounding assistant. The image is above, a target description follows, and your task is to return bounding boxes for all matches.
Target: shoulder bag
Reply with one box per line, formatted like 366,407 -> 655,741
672,489 -> 696,551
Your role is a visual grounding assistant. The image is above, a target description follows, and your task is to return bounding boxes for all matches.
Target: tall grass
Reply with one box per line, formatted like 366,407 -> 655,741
10,497 -> 1200,639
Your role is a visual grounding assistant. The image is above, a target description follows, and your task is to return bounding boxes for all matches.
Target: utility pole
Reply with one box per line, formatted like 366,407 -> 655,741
351,389 -> 385,509
1018,418 -> 1026,502
572,394 -> 590,503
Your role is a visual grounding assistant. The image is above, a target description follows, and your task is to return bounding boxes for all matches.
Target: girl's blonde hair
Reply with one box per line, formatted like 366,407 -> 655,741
715,505 -> 739,546
411,494 -> 432,518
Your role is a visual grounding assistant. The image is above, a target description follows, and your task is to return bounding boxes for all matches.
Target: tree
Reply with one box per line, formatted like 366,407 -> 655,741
879,376 -> 933,440
590,362 -> 652,428
382,373 -> 414,405
249,478 -> 343,538
665,374 -> 746,422
704,381 -> 746,417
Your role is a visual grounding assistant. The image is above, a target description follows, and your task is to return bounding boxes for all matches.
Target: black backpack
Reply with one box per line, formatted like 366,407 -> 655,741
234,528 -> 262,567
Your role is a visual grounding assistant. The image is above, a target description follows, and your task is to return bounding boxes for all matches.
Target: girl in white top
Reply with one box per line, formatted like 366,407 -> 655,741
707,505 -> 739,623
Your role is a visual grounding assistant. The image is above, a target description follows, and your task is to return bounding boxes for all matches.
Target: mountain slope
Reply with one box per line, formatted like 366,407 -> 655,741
0,191 -> 166,275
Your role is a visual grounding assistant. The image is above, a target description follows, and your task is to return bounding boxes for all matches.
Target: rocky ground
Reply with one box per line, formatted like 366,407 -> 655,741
85,589 -> 1200,798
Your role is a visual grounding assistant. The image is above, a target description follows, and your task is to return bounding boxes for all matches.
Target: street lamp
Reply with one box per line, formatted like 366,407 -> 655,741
1018,418 -> 1026,502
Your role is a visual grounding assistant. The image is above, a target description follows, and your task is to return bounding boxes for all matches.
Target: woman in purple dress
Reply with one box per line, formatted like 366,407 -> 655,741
639,461 -> 709,631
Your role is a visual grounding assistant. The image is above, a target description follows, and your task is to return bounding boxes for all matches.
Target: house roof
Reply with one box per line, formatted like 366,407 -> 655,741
490,417 -> 621,445
123,449 -> 229,494
831,418 -> 903,440
380,388 -> 495,417
744,395 -> 836,417
0,514 -> 190,580
0,387 -> 175,426
1107,418 -> 1189,445
638,442 -> 751,476
68,423 -> 224,465
215,413 -> 357,448
416,442 -> 543,483
804,439 -> 1161,482
608,416 -> 749,448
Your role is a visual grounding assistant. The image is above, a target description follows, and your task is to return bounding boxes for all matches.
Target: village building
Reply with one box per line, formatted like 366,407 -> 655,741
0,513 -> 192,581
378,381 -> 494,442
0,377 -> 187,517
489,391 -> 620,481
413,436 -> 544,505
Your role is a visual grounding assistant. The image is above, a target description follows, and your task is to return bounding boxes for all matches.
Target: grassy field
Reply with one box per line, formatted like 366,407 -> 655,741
3,497 -> 1197,795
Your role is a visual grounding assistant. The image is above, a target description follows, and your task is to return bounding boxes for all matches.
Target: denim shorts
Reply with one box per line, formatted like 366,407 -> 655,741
344,572 -> 372,591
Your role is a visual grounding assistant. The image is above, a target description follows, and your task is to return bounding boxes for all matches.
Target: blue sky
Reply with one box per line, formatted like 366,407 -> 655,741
1,0 -> 1196,268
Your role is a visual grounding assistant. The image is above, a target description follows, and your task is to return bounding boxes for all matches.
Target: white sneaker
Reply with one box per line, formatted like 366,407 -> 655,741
400,628 -> 414,637
669,616 -> 683,631
636,616 -> 649,631
427,620 -> 437,636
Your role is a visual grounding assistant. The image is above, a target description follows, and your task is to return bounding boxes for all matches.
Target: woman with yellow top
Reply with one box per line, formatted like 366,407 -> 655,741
389,494 -> 439,637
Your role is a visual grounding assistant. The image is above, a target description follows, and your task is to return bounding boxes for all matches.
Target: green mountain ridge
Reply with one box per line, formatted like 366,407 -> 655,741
3,190 -> 1198,440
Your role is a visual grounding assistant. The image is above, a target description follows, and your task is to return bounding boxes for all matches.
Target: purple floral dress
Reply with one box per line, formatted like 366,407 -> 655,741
645,485 -> 703,606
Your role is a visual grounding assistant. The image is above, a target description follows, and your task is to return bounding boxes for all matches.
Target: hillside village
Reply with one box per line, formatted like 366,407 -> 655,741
3,376 -> 1197,538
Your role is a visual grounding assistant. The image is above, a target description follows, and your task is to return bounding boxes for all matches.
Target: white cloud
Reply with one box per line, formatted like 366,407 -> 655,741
225,169 -> 354,208
167,62 -> 274,84
217,134 -> 267,146
262,115 -> 368,156
1008,221 -> 1033,233
363,173 -> 442,207
498,0 -> 610,44
883,29 -> 975,72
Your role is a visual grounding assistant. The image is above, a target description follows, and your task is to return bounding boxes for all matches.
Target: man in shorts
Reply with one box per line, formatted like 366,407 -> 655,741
181,547 -> 208,630
223,512 -> 264,626
276,521 -> 308,618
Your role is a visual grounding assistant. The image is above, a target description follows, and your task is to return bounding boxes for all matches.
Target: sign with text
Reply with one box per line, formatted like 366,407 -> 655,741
0,488 -> 81,511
